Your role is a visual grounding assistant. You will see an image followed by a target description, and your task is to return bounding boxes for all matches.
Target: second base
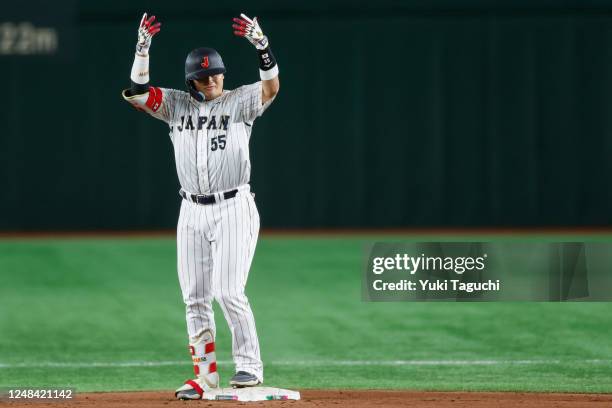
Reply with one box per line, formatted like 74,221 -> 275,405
203,386 -> 300,402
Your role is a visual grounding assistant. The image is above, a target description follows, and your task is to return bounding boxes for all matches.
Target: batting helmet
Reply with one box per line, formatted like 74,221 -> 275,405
185,47 -> 226,102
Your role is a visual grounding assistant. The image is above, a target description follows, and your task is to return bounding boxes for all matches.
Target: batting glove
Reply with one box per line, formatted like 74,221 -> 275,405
232,13 -> 269,50
136,13 -> 161,56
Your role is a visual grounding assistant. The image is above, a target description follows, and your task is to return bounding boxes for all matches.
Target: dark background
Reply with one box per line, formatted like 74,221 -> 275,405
2,0 -> 612,230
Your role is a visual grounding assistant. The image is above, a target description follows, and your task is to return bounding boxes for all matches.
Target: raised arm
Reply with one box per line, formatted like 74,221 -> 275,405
232,14 -> 280,104
128,13 -> 161,96
122,14 -> 177,123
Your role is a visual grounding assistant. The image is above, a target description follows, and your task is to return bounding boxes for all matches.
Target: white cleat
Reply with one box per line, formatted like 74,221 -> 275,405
175,375 -> 219,400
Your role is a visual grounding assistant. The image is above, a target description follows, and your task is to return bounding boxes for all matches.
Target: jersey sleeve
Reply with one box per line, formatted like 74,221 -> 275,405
121,86 -> 181,124
233,82 -> 276,123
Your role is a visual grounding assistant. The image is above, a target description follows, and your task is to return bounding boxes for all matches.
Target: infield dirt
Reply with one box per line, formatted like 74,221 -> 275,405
3,390 -> 612,408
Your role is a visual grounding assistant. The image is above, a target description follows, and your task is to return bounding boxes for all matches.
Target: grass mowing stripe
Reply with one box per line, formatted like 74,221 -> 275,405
2,359 -> 611,369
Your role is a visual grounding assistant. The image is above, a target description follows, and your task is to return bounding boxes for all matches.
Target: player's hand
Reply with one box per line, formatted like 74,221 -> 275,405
136,13 -> 161,56
232,13 -> 269,50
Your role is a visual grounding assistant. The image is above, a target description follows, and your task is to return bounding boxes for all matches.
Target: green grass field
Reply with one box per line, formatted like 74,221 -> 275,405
1,234 -> 612,393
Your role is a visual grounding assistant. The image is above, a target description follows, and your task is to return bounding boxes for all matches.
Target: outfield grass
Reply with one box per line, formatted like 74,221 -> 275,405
0,235 -> 611,393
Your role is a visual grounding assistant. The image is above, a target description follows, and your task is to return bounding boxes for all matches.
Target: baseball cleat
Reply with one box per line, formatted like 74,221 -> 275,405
175,379 -> 206,400
175,388 -> 201,400
230,371 -> 261,388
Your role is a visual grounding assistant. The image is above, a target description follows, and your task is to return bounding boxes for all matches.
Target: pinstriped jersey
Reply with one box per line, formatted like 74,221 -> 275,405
122,82 -> 274,194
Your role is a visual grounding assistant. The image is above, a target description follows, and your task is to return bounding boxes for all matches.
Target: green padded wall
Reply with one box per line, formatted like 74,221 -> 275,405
1,2 -> 611,229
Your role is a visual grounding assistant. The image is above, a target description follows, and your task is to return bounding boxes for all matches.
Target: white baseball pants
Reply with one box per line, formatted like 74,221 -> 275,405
176,185 -> 263,381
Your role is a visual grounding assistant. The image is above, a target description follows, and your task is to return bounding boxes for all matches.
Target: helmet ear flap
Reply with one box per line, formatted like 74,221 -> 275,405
186,79 -> 204,102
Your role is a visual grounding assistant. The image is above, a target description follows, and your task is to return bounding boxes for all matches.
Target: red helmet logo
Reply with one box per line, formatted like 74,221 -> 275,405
201,56 -> 209,69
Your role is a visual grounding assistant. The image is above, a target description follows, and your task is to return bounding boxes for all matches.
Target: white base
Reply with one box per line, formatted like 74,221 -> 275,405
203,386 -> 300,402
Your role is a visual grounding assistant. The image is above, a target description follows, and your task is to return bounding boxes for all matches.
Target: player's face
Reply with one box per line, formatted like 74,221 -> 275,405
194,74 -> 224,100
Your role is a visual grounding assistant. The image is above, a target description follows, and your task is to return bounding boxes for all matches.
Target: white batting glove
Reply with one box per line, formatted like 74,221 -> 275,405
232,13 -> 269,50
136,13 -> 161,56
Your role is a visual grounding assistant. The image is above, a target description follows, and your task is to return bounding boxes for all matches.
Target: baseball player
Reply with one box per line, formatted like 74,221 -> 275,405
122,12 -> 279,400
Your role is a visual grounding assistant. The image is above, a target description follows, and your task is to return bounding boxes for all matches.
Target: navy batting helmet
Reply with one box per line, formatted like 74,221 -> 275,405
185,47 -> 226,102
